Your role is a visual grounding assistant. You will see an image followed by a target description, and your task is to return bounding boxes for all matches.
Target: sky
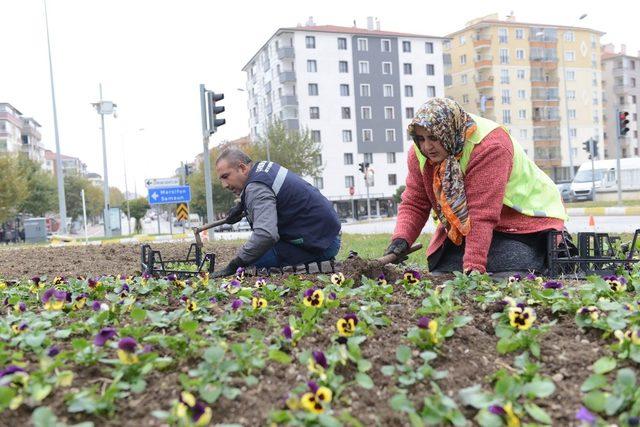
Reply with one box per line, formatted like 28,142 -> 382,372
1,0 -> 638,196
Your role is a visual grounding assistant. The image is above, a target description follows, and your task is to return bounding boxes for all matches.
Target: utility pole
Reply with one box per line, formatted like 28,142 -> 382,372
93,84 -> 116,238
199,84 -> 225,223
590,139 -> 595,201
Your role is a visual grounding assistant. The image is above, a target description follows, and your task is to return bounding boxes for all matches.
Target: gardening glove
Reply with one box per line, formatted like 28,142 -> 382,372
211,257 -> 243,278
224,203 -> 244,225
384,238 -> 409,258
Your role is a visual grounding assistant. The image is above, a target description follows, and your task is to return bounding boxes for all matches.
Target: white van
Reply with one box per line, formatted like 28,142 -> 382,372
570,157 -> 640,201
188,213 -> 202,227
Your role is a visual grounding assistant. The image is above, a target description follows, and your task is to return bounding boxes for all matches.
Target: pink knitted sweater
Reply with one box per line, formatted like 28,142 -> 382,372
392,128 -> 565,273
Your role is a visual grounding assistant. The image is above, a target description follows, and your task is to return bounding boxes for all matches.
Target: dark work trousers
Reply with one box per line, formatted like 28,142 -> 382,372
428,230 -> 551,273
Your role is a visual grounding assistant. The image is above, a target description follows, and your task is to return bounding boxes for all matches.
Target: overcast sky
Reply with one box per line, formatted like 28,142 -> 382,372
1,0 -> 637,195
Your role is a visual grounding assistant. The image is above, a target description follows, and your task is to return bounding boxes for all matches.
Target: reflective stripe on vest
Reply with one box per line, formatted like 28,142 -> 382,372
272,166 -> 289,195
412,113 -> 567,220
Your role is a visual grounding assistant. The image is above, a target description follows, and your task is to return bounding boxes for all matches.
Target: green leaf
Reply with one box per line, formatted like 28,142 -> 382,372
615,368 -> 637,389
408,412 -> 425,427
203,346 -> 224,363
474,409 -> 503,427
604,394 -> 624,416
523,379 -> 555,398
390,393 -> 414,412
71,338 -> 89,351
222,387 -> 241,400
179,319 -> 198,334
54,329 -> 72,339
452,315 -> 473,328
357,359 -> 372,372
458,385 -> 494,409
593,357 -> 617,374
268,349 -> 292,364
396,345 -> 412,364
32,384 -> 53,402
581,374 -> 608,392
130,379 -> 147,393
199,384 -> 222,403
524,402 -> 552,424
32,407 -> 61,427
381,365 -> 395,376
529,341 -> 541,358
318,413 -> 343,427
355,373 -> 374,389
583,390 -> 607,413
25,332 -> 47,348
131,307 -> 146,322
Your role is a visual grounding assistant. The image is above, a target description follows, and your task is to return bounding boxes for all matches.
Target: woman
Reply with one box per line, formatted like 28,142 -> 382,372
385,98 -> 567,274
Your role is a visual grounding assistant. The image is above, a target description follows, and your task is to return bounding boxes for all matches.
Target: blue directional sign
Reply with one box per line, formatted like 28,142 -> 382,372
147,185 -> 191,205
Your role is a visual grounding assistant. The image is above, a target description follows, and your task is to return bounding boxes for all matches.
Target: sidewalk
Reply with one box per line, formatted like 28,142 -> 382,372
565,206 -> 640,216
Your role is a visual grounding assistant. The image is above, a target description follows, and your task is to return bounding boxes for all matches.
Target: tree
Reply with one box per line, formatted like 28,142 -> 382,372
393,185 -> 406,204
16,154 -> 57,217
0,155 -> 28,224
128,197 -> 150,233
109,187 -> 125,207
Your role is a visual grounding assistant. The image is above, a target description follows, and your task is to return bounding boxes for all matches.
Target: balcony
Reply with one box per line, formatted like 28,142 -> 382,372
265,81 -> 271,93
475,77 -> 494,89
280,95 -> 298,106
474,55 -> 493,69
473,35 -> 491,48
614,84 -> 634,94
531,78 -> 558,88
279,71 -> 296,84
277,47 -> 295,60
283,118 -> 299,131
266,103 -> 273,115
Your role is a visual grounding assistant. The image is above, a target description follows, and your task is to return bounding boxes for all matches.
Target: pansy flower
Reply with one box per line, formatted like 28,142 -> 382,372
300,381 -> 332,414
47,346 -> 60,357
508,274 -> 522,284
225,279 -> 242,294
577,306 -> 599,322
308,351 -> 328,379
543,280 -> 563,289
403,270 -> 421,285
254,277 -> 267,288
508,306 -> 536,330
417,316 -> 439,344
303,288 -> 324,307
282,324 -> 295,341
117,337 -> 139,364
88,277 -> 101,289
51,276 -> 66,286
489,402 -> 520,427
575,406 -> 596,425
11,323 -> 28,335
330,272 -> 345,286
614,329 -> 640,345
231,299 -> 243,311
208,297 -> 218,308
604,275 -> 627,292
235,267 -> 245,281
13,302 -> 26,313
41,288 -> 66,311
336,313 -> 358,337
377,273 -> 387,286
500,296 -> 518,307
185,299 -> 198,312
94,327 -> 117,346
72,293 -> 87,310
251,297 -> 267,309
434,284 -> 446,295
175,391 -> 212,427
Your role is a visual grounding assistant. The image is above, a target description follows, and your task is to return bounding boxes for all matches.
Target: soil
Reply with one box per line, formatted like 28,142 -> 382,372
0,242 -> 633,426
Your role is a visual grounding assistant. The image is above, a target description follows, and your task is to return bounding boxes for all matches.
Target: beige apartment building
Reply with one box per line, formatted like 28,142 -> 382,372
444,14 -> 604,181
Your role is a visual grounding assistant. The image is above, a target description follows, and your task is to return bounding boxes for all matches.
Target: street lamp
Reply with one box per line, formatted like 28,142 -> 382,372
92,84 -> 117,238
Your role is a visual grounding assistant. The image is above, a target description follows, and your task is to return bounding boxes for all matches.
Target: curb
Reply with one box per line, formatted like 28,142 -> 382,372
566,206 -> 640,216
50,234 -> 191,247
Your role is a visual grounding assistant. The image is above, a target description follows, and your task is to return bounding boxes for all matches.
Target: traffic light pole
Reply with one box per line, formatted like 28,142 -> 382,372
615,108 -> 623,206
200,84 -> 215,224
365,165 -> 371,220
590,139 -> 595,201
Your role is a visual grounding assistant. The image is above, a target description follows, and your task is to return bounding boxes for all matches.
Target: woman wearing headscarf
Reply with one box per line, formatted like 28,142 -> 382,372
385,98 -> 567,274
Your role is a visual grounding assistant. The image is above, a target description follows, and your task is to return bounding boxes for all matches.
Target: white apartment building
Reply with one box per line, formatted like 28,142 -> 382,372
0,102 -> 46,164
242,19 -> 446,218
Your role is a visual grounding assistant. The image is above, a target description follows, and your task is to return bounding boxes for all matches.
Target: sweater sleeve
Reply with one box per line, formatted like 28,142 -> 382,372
236,182 -> 279,265
462,128 -> 513,273
392,148 -> 432,245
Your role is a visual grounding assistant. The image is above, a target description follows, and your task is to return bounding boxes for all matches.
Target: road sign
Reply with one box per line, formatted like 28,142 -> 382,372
176,203 -> 189,221
148,185 -> 191,205
145,177 -> 180,188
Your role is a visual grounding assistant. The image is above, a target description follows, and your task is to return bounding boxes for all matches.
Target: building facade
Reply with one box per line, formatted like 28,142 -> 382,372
0,103 -> 45,164
44,149 -> 87,177
601,44 -> 639,158
444,14 -> 604,182
242,21 -> 446,218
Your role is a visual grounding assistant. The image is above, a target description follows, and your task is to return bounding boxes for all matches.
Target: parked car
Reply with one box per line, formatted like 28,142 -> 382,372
213,223 -> 233,232
556,182 -> 573,203
232,218 -> 251,232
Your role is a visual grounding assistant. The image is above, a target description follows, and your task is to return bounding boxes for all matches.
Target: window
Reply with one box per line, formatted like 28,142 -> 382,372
341,107 -> 351,119
517,69 -> 525,80
406,107 -> 414,118
567,90 -> 576,100
388,174 -> 397,186
338,37 -> 347,50
340,84 -> 350,96
459,36 -> 466,45
306,36 -> 316,48
426,64 -> 435,75
499,28 -> 508,43
364,153 -> 373,163
502,110 -> 511,124
361,106 -> 372,119
381,39 -> 391,52
566,70 -> 575,81
311,130 -> 321,142
342,130 -> 352,142
339,61 -> 349,73
501,89 -> 510,104
519,129 -> 528,139
460,54 -> 467,65
313,154 -> 322,168
569,109 -> 576,119
383,85 -> 393,97
570,128 -> 577,139
307,60 -> 317,72
358,61 -> 369,74
384,107 -> 395,119
427,86 -> 436,97
360,84 -> 371,97
518,89 -> 526,99
462,94 -> 469,104
362,129 -> 372,142
565,51 -> 575,61
515,28 -> 524,39
386,129 -> 396,142
344,153 -> 353,165
403,63 -> 413,75
387,152 -> 396,163
345,176 -> 355,187
402,41 -> 411,52
310,107 -> 320,119
425,42 -> 434,53
357,38 -> 368,51
314,177 -> 324,189
500,48 -> 509,64
461,74 -> 468,84
516,49 -> 525,60
382,62 -> 392,74
308,83 -> 319,96
404,85 -> 414,97
564,31 -> 575,42
500,69 -> 509,84
518,109 -> 526,119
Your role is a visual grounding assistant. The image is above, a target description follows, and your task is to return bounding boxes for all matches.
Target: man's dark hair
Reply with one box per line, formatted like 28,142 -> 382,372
215,147 -> 253,167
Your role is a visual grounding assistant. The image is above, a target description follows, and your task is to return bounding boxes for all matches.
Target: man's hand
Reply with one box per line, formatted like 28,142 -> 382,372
384,238 -> 409,258
211,257 -> 242,278
224,204 -> 244,225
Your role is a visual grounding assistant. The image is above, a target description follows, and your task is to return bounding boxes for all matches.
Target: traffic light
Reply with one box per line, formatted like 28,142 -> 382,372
618,111 -> 630,137
184,163 -> 193,177
582,140 -> 591,154
358,162 -> 365,173
592,139 -> 599,159
208,92 -> 225,134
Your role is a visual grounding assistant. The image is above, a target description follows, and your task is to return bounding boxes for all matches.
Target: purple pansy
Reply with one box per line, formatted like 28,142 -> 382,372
94,327 -> 117,346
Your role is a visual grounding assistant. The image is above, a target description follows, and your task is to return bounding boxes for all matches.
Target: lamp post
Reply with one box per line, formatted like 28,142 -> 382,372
43,0 -> 68,234
92,84 -> 117,238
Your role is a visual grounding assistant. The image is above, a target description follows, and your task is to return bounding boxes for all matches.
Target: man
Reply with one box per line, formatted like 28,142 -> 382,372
211,148 -> 341,277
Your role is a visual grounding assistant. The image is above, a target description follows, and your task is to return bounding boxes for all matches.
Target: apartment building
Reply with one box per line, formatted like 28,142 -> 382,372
444,14 -> 604,181
601,44 -> 640,158
0,102 -> 46,164
43,149 -> 87,177
242,18 -> 446,218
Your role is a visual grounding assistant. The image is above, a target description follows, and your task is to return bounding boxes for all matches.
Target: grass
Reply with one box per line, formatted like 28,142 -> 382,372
565,199 -> 640,208
339,233 -> 432,267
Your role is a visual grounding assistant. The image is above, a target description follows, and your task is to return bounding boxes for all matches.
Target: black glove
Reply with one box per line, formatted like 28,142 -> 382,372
384,238 -> 409,258
211,257 -> 243,278
225,204 -> 244,225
